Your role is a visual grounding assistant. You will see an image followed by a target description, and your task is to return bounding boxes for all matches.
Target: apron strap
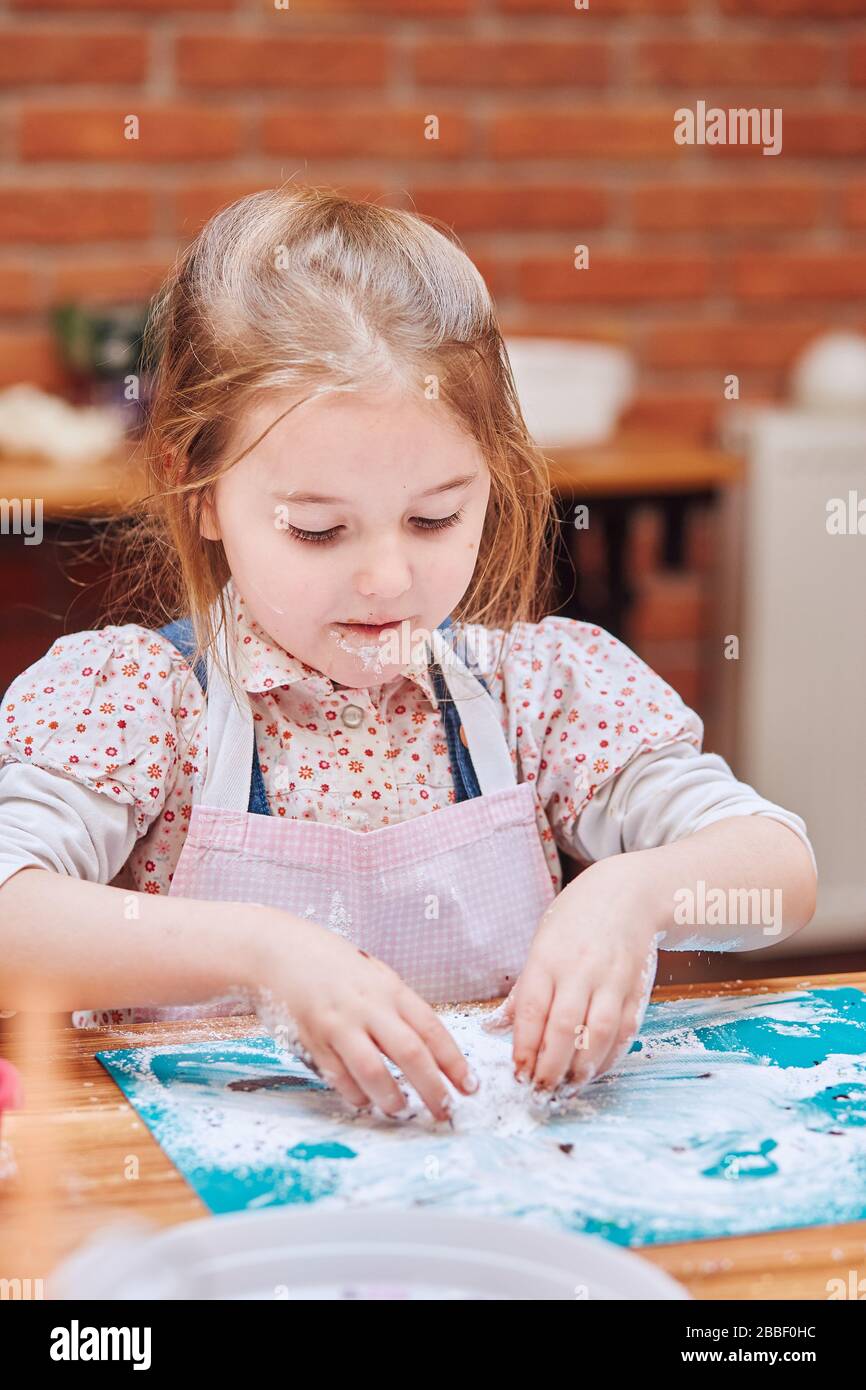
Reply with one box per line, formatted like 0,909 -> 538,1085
158,616 -> 259,814
430,628 -> 516,796
200,620 -> 258,812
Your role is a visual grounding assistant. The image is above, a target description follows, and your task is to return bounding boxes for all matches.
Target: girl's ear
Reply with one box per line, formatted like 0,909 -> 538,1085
198,489 -> 221,542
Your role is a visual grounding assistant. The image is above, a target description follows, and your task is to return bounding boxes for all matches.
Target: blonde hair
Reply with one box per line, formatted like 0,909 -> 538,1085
109,184 -> 557,690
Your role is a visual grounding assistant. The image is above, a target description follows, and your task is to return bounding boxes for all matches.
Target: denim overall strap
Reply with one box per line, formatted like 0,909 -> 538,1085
158,618 -> 270,817
431,616 -> 488,804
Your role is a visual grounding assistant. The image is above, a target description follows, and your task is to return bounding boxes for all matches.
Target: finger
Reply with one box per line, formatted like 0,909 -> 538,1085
305,1039 -> 370,1111
567,986 -> 627,1087
480,985 -> 517,1034
591,1023 -> 639,1084
590,979 -> 652,1081
334,1032 -> 410,1118
398,992 -> 480,1096
531,981 -> 592,1092
511,966 -> 555,1084
370,1016 -> 455,1123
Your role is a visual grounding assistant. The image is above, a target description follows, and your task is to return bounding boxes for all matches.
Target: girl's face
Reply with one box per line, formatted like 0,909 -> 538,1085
200,384 -> 492,688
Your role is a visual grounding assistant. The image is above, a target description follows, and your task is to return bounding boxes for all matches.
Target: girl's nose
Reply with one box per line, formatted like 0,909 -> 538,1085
354,539 -> 412,599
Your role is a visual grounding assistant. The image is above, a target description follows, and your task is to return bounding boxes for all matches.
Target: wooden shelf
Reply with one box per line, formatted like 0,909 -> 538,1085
0,446 -> 147,520
545,430 -> 743,497
0,430 -> 743,521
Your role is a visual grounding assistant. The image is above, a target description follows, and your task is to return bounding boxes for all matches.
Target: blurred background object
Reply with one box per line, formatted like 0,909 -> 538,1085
0,383 -> 127,465
52,301 -> 152,417
789,330 -> 866,413
505,337 -> 636,446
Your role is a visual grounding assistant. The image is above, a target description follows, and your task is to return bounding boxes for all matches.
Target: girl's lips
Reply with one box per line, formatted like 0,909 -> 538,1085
339,625 -> 385,638
336,619 -> 407,636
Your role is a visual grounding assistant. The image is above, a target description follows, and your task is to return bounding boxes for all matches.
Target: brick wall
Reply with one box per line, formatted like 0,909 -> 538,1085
2,0 -> 864,717
1,0 -> 864,429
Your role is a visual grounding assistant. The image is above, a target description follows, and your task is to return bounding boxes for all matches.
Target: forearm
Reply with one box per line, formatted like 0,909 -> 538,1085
0,866 -> 276,1011
569,814 -> 818,952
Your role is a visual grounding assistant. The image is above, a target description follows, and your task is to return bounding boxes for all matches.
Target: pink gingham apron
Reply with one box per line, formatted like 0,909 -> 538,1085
77,625 -> 556,1024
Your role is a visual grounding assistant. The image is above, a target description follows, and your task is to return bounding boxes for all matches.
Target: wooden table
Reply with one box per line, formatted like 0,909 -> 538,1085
0,451 -> 146,519
0,430 -> 742,520
545,431 -> 742,498
3,969 -> 862,1301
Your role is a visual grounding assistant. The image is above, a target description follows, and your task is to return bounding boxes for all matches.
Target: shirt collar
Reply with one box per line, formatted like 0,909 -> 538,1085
225,578 -> 442,709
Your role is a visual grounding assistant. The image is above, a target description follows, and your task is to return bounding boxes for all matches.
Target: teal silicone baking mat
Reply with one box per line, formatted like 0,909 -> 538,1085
96,986 -> 866,1247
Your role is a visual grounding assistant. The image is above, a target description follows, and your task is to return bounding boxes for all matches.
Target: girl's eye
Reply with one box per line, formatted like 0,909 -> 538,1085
285,508 -> 464,545
286,525 -> 342,545
412,508 -> 465,533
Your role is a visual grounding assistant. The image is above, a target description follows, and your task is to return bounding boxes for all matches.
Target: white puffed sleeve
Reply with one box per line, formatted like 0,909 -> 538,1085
569,739 -> 817,876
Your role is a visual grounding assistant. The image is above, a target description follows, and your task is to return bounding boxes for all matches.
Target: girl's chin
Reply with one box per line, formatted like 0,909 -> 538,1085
330,660 -> 404,687
321,619 -> 435,687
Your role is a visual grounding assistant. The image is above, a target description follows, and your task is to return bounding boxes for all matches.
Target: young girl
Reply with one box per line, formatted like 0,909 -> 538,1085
1,187 -> 817,1123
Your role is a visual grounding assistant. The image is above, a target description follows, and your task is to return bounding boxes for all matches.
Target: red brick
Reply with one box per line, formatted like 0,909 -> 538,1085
644,321 -> 833,371
685,509 -> 719,576
630,571 -> 708,643
10,0 -> 234,10
503,316 -> 630,346
0,267 -> 38,314
19,107 -> 243,161
176,35 -> 388,89
630,505 -> 663,578
842,181 -> 866,227
0,330 -> 68,390
518,254 -> 711,304
51,257 -> 172,303
733,254 -> 866,301
490,107 -> 681,160
260,107 -> 471,159
849,40 -> 866,84
291,0 -> 469,11
409,182 -> 608,231
636,39 -> 829,87
633,182 -> 820,231
661,110 -> 866,160
622,394 -> 724,443
0,188 -> 153,243
0,31 -> 148,84
499,0 -> 688,12
173,179 -> 391,236
413,39 -> 609,88
719,0 -> 866,15
767,110 -> 866,157
455,249 -> 508,299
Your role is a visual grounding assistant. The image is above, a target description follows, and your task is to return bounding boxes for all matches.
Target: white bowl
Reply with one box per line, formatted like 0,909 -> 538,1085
505,337 -> 637,447
50,1207 -> 691,1301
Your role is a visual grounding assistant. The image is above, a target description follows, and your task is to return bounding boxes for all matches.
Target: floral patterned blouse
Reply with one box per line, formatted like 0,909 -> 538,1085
0,574 -> 718,901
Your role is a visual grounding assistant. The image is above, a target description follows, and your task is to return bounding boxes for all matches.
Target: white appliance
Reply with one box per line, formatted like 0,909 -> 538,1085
716,405 -> 866,954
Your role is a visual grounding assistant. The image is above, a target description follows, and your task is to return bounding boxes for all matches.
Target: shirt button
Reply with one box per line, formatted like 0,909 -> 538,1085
341,704 -> 365,728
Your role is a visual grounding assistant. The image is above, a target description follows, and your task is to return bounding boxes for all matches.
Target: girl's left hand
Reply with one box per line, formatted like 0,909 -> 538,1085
483,861 -> 664,1097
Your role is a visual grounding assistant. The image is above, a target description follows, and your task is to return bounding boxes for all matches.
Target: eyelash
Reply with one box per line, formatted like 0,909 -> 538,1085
285,508 -> 465,546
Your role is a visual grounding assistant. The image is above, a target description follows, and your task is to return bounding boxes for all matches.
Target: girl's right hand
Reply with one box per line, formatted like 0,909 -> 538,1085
248,909 -> 479,1122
